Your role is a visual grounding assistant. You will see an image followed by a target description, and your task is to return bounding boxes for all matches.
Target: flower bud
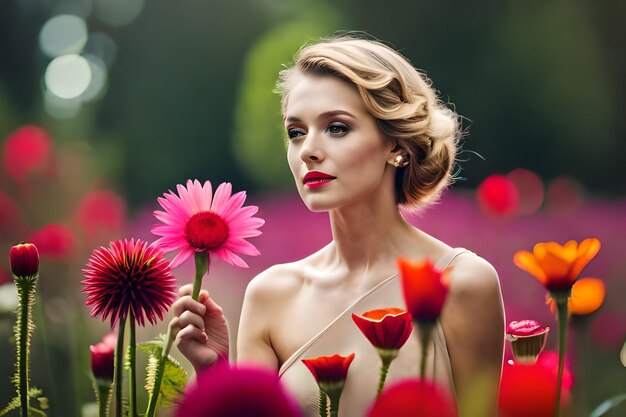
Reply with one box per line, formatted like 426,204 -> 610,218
9,243 -> 40,277
90,341 -> 115,382
506,320 -> 550,365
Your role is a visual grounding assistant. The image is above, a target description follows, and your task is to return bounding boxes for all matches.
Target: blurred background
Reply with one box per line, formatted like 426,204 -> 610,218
0,0 -> 625,416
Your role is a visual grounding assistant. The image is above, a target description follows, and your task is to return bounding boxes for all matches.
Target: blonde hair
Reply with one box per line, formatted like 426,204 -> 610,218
277,35 -> 461,208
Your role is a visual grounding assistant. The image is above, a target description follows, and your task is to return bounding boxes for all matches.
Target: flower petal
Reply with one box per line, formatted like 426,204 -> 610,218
569,238 -> 601,280
569,277 -> 605,315
514,251 -> 547,284
211,182 -> 232,212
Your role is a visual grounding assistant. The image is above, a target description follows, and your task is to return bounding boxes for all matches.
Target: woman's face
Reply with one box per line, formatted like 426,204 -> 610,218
284,74 -> 396,212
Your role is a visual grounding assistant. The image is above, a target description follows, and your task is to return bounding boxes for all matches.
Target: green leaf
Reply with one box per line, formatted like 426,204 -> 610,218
590,393 -> 626,417
139,335 -> 188,408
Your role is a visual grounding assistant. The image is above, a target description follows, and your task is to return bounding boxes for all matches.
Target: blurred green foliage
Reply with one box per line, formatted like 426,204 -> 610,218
233,5 -> 343,188
1,0 -> 625,208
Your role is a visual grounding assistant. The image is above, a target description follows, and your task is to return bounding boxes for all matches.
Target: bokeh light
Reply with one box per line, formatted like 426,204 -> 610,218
3,125 -> 53,182
507,168 -> 544,215
83,32 -> 118,68
93,0 -> 145,26
546,176 -> 584,215
81,54 -> 108,102
44,89 -> 82,119
45,54 -> 92,99
477,174 -> 520,216
39,15 -> 88,58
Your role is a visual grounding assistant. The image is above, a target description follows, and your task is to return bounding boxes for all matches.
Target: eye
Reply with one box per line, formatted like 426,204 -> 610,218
327,122 -> 349,136
287,127 -> 306,140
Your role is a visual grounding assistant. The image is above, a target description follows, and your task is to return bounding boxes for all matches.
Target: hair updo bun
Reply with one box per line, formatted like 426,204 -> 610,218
277,35 -> 461,208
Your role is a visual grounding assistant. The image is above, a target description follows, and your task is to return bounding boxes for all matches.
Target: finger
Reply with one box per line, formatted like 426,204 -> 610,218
172,295 -> 207,318
178,310 -> 206,331
177,284 -> 193,297
176,324 -> 208,344
202,295 -> 224,315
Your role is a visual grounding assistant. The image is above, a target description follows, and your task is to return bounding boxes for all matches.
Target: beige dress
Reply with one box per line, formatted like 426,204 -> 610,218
278,248 -> 469,417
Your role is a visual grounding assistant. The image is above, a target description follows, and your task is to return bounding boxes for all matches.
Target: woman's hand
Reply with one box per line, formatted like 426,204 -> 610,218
170,284 -> 230,373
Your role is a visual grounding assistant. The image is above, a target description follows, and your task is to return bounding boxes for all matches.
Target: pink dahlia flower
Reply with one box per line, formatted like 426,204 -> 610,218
152,179 -> 264,268
82,239 -> 176,328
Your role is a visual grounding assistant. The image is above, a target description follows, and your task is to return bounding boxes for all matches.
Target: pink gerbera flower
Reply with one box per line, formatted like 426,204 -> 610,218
82,239 -> 176,328
151,179 -> 264,268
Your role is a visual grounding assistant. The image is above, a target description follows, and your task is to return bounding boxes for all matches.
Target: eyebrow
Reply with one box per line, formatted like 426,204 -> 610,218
285,110 -> 357,123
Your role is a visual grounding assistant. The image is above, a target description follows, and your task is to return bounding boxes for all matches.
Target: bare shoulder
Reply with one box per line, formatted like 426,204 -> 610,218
243,262 -> 304,305
446,251 -> 501,297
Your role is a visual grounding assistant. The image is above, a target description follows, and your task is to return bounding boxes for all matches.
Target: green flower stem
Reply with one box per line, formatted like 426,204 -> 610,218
145,326 -> 173,417
376,349 -> 398,397
571,315 -> 590,417
318,389 -> 328,417
319,383 -> 345,417
192,252 -> 209,301
94,380 -> 113,417
15,274 -> 37,417
418,321 -> 435,379
553,291 -> 570,417
326,390 -> 341,417
114,314 -> 127,417
128,312 -> 137,417
146,252 -> 208,417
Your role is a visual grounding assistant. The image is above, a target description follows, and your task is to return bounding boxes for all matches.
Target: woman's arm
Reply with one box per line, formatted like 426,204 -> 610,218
442,254 -> 505,417
236,268 -> 281,369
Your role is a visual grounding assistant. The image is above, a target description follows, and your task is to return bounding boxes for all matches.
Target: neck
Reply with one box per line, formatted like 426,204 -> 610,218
327,196 -> 418,275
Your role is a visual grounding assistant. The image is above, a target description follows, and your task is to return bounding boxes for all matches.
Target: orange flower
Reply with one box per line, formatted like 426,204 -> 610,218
546,277 -> 605,315
352,308 -> 413,351
397,257 -> 450,322
513,238 -> 601,292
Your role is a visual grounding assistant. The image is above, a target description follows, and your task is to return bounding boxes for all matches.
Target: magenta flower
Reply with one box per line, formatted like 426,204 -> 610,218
90,334 -> 116,381
152,179 -> 264,268
82,239 -> 176,328
175,364 -> 302,417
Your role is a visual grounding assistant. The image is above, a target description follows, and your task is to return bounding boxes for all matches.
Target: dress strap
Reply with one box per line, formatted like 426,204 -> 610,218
435,247 -> 472,270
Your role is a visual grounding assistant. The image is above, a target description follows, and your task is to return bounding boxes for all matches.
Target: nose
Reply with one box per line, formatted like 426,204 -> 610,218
299,132 -> 324,163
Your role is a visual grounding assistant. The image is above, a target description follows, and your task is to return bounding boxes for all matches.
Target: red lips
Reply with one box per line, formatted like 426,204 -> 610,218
303,171 -> 336,188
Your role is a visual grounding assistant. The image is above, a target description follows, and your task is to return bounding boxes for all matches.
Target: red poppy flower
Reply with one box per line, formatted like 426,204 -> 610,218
9,243 -> 40,277
175,364 -> 302,417
499,351 -> 572,417
397,257 -> 450,322
82,239 -> 176,328
352,308 -> 412,350
506,320 -> 550,365
514,238 -> 601,292
301,353 -> 355,385
29,224 -> 75,258
367,378 -> 457,417
90,333 -> 116,382
3,125 -> 53,182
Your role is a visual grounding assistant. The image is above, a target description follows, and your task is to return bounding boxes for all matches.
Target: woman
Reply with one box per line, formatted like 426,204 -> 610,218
171,35 -> 505,417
